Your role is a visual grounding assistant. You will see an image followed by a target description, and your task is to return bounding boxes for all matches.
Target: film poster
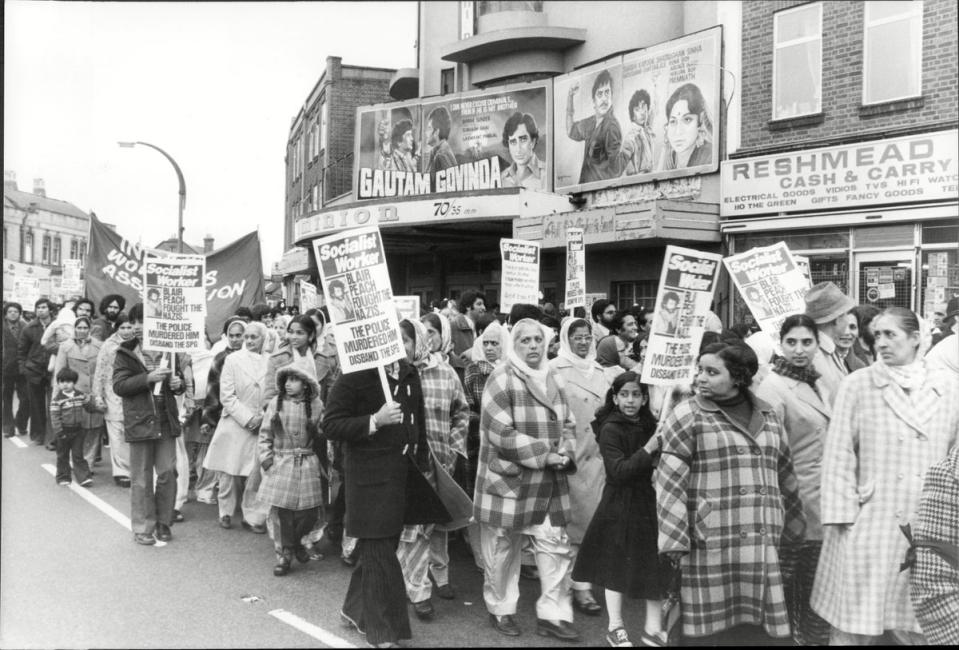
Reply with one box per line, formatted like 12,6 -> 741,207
724,242 -> 809,341
500,238 -> 541,313
564,228 -> 586,310
641,246 -> 722,386
142,254 -> 207,353
311,226 -> 405,373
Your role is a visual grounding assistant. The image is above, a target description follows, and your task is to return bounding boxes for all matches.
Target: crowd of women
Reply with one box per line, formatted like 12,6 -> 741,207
3,284 -> 957,648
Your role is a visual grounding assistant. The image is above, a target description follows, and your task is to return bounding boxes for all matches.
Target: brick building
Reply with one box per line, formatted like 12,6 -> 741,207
722,0 -> 958,320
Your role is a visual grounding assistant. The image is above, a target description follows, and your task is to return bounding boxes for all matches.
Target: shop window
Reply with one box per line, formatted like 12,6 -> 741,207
854,223 -> 914,249
922,220 -> 959,245
773,3 -> 822,120
863,1 -> 922,105
809,255 -> 849,294
612,280 -> 658,311
920,249 -> 959,319
737,228 -> 849,251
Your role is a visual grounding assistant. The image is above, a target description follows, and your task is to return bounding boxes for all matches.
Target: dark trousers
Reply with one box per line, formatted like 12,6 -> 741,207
275,506 -> 319,551
55,428 -> 92,484
2,373 -> 29,434
325,481 -> 346,545
26,380 -> 49,443
129,436 -> 177,534
342,536 -> 411,645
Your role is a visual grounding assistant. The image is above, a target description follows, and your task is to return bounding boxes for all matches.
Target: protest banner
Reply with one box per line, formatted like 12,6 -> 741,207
724,242 -> 809,341
500,238 -> 541,313
61,259 -> 83,294
641,246 -> 722,386
142,254 -> 206,353
85,215 -> 265,344
312,227 -> 406,387
393,295 -> 421,321
564,228 -> 586,310
299,280 -> 318,310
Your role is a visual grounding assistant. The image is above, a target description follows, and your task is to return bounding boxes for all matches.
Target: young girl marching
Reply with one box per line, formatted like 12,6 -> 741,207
572,371 -> 669,647
258,366 -> 325,576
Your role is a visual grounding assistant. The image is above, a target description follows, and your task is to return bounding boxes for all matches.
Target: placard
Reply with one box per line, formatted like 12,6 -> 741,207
724,242 -> 809,341
564,228 -> 586,310
793,255 -> 812,288
641,246 -> 722,386
13,276 -> 41,307
312,227 -> 406,373
142,254 -> 207,353
393,295 -> 421,321
61,259 -> 83,294
299,280 -> 319,310
500,238 -> 541,313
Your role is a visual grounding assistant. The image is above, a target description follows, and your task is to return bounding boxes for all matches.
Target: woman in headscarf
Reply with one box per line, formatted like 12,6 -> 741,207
420,312 -> 453,365
548,317 -> 610,616
463,320 -> 511,494
54,316 -> 105,475
93,312 -> 134,487
204,321 -> 271,532
474,318 -> 580,641
811,307 -> 959,644
262,315 -> 324,407
397,318 -> 470,619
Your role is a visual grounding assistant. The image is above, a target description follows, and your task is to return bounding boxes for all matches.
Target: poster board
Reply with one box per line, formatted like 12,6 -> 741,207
142,254 -> 207,353
724,242 -> 809,341
564,228 -> 586,310
500,238 -> 541,313
299,280 -> 319,310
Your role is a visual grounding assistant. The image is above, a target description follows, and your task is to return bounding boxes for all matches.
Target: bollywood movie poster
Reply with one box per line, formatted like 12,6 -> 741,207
641,246 -> 722,386
724,242 -> 809,342
500,238 -> 541,313
142,254 -> 207,353
353,81 -> 550,200
312,226 -> 405,374
553,26 -> 721,194
564,228 -> 586,310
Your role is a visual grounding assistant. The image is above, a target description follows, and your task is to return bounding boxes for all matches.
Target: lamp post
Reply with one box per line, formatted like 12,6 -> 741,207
118,141 -> 187,253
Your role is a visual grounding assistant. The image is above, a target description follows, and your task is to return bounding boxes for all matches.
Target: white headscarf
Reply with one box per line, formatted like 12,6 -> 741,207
422,312 -> 453,366
556,317 -> 599,379
507,318 -> 551,391
878,310 -> 931,400
469,319 -> 510,367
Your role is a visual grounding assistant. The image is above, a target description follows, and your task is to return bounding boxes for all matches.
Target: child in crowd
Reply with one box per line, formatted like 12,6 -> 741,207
50,367 -> 94,487
258,366 -> 325,576
572,372 -> 668,647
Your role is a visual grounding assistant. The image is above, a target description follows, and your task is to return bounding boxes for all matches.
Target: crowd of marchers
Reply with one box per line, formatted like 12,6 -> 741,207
2,287 -> 957,648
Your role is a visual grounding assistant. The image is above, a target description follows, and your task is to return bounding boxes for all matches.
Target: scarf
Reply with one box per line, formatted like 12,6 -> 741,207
881,357 -> 927,401
408,319 -> 433,370
556,317 -> 599,379
469,320 -> 510,367
237,347 -> 269,385
427,312 -> 453,366
771,355 -> 821,389
507,318 -> 551,394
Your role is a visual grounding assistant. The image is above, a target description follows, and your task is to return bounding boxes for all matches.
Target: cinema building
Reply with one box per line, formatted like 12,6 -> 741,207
287,1 -> 744,313
721,0 -> 957,321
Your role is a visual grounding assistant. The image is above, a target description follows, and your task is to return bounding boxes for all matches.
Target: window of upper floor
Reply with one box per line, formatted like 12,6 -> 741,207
23,232 -> 33,264
773,2 -> 822,121
42,234 -> 51,265
477,1 -> 542,16
52,237 -> 61,266
863,1 -> 923,106
320,102 -> 328,152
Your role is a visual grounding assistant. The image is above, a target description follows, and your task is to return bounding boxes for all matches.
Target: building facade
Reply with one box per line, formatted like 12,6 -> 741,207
3,171 -> 93,303
722,0 -> 958,321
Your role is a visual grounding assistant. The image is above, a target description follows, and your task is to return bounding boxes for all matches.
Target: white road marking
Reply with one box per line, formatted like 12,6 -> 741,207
268,609 -> 357,648
41,463 -> 132,530
7,436 -> 28,448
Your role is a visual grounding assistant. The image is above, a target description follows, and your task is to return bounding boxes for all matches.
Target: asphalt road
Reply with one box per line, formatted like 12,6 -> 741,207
1,433 -> 648,648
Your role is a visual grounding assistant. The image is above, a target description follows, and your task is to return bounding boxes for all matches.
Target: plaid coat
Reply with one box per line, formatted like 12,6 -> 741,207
656,393 -> 806,639
419,362 -> 469,473
473,360 -> 577,530
910,446 -> 959,645
257,395 -> 324,511
811,362 -> 959,636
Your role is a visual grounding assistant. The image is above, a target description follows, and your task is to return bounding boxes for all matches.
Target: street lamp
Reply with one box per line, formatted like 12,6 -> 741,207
118,141 -> 187,253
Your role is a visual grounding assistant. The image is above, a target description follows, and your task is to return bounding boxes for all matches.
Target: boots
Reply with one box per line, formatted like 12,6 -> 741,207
274,548 -> 293,576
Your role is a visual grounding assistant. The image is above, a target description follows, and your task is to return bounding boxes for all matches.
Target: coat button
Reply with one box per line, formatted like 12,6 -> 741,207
759,528 -> 766,535
740,531 -> 748,538
759,487 -> 767,495
897,473 -> 904,480
737,447 -> 745,454
753,449 -> 761,456
739,487 -> 748,495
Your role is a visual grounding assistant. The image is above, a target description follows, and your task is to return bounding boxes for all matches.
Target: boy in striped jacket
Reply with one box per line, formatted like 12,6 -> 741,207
51,366 -> 93,487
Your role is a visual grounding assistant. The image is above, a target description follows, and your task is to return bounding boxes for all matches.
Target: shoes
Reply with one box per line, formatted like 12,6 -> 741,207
3,430 -> 13,438
341,551 -> 357,567
219,515 -> 232,529
114,476 -> 132,488
57,480 -> 71,487
412,599 -> 434,621
155,523 -> 173,542
572,589 -> 603,616
196,496 -> 217,505
638,630 -> 667,647
607,627 -> 632,647
173,509 -> 185,523
519,564 -> 539,581
45,443 -> 57,451
294,547 -> 311,564
488,613 -> 521,637
536,619 -> 580,642
369,642 -> 400,648
80,478 -> 93,488
435,583 -> 456,600
242,520 -> 267,534
274,560 -> 291,577
134,532 -> 156,546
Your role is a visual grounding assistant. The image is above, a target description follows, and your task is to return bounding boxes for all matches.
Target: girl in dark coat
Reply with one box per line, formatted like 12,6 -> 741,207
572,371 -> 667,647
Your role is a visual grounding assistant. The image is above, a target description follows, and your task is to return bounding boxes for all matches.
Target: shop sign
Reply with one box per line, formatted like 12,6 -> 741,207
721,130 -> 959,217
278,247 -> 311,275
542,212 -> 616,248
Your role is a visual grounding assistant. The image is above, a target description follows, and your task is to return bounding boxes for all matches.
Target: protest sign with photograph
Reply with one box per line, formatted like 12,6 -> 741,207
312,226 -> 405,374
793,255 -> 812,288
393,295 -> 421,321
724,242 -> 809,341
299,280 -> 318,310
142,254 -> 207,353
500,238 -> 541,313
641,246 -> 722,386
564,228 -> 586,310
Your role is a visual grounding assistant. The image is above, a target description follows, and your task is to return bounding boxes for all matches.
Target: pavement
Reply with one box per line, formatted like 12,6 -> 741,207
1,433 -> 651,648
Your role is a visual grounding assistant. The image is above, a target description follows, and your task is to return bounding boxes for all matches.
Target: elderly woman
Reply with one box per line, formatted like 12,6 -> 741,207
464,321 -> 510,491
92,313 -> 134,487
754,314 -> 832,645
204,321 -> 271,532
595,310 -> 639,371
475,318 -> 580,641
54,317 -> 105,475
656,342 -> 806,645
548,317 -> 611,616
811,307 -> 959,645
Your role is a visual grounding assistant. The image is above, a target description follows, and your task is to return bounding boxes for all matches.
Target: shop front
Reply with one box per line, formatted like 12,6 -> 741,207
721,130 -> 959,322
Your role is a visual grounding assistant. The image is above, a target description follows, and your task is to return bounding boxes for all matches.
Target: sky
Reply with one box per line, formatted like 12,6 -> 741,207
3,1 -> 417,273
